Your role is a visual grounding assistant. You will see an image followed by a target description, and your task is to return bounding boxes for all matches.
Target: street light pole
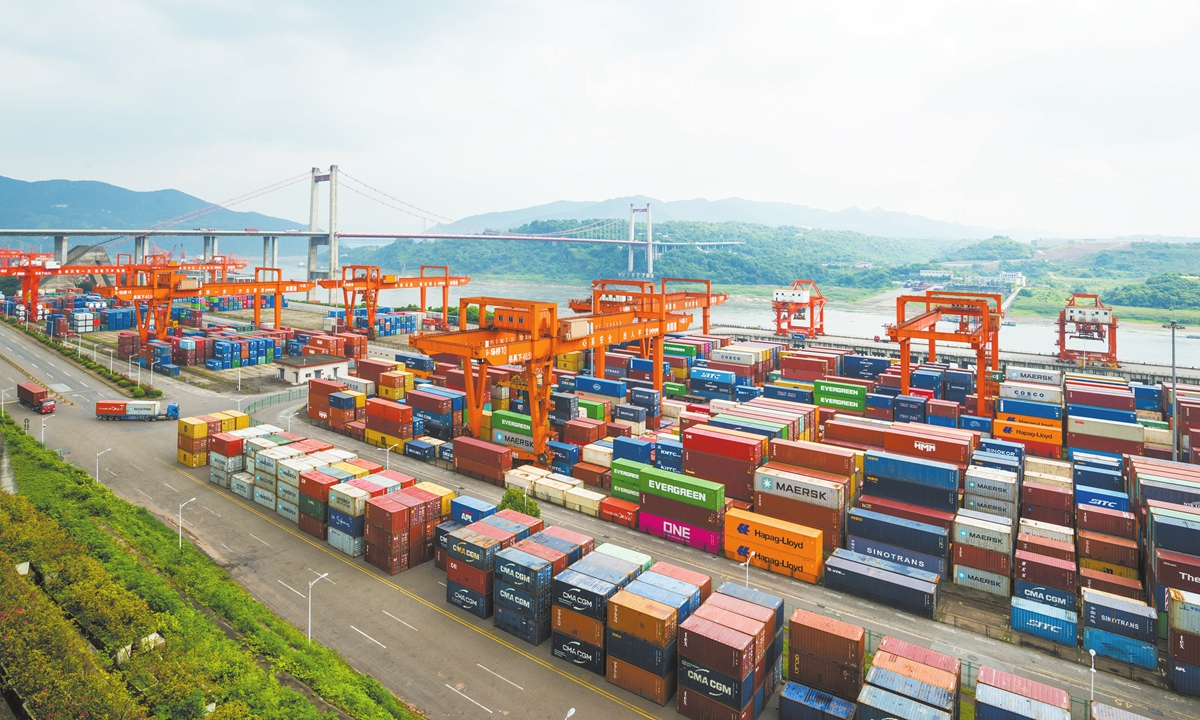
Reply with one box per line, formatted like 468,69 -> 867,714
1164,320 -> 1185,461
108,348 -> 114,374
1089,649 -> 1096,701
740,551 -> 756,587
95,448 -> 112,482
385,444 -> 398,470
0,387 -> 12,419
564,709 -> 575,720
287,412 -> 298,433
40,418 -> 48,445
308,572 -> 330,643
178,497 -> 196,550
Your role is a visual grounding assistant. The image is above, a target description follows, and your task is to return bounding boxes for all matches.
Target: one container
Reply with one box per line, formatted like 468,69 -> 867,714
551,631 -> 604,675
605,655 -> 676,706
606,627 -> 678,676
1082,589 -> 1157,644
551,569 -> 618,623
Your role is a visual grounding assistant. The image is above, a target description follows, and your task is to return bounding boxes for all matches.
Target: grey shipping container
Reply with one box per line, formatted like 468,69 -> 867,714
779,681 -> 857,720
717,583 -> 785,635
864,666 -> 955,714
974,683 -> 1070,720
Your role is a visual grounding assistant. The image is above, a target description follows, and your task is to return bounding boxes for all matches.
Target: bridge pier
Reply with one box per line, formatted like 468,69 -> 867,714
53,235 -> 67,264
134,236 -> 146,264
262,236 -> 277,269
203,235 -> 218,261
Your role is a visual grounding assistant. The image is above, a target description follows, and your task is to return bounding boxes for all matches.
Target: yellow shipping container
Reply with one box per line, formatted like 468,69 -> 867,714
223,410 -> 250,430
177,417 -> 208,439
209,411 -> 235,433
378,385 -> 405,401
177,449 -> 207,468
332,461 -> 369,479
415,481 -> 456,516
1079,558 -> 1139,580
345,390 -> 367,409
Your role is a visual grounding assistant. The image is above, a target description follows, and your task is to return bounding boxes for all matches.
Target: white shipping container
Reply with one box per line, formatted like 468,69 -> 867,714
341,377 -> 376,397
309,450 -> 343,465
276,459 -> 313,486
1144,427 -> 1173,446
245,438 -> 277,459
255,424 -> 284,434
999,381 -> 1063,405
329,484 -> 369,517
954,515 -> 1014,555
253,486 -> 276,509
613,419 -> 646,436
548,473 -> 583,489
1169,589 -> 1200,636
1005,367 -> 1063,386
1065,416 -> 1145,443
964,466 -> 1018,502
504,471 -> 534,493
533,478 -> 571,506
209,466 -> 229,487
711,348 -> 757,366
255,448 -> 290,474
1019,518 -> 1074,545
954,564 -> 1011,597
276,498 -> 300,524
325,449 -> 359,462
662,400 -> 686,419
125,400 -> 161,416
369,476 -> 403,494
566,487 -> 605,517
963,493 -> 1017,520
581,443 -> 613,469
1023,470 -> 1072,490
755,466 -> 844,510
275,480 -> 300,504
1025,456 -> 1072,479
254,471 -> 275,488
710,400 -> 741,414
328,526 -> 365,557
209,452 -> 244,473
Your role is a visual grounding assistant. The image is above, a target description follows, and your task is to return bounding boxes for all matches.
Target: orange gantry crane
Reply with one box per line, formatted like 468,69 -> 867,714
772,280 -> 826,338
1056,293 -> 1118,367
412,282 -> 721,465
316,264 -> 470,337
886,290 -> 1004,417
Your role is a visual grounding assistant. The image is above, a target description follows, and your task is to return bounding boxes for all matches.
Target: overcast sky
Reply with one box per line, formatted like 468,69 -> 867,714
3,1 -> 1198,237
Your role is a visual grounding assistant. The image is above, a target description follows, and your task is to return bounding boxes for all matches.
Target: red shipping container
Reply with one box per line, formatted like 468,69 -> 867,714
788,609 -> 864,668
1022,439 -> 1064,460
1077,505 -> 1137,540
649,562 -> 713,601
208,432 -> 244,457
606,657 -> 676,707
955,543 -> 1011,576
470,520 -> 517,549
346,457 -> 385,475
883,427 -> 970,465
823,419 -> 886,448
977,667 -> 1069,711
453,437 -> 513,469
1077,530 -> 1138,568
600,497 -> 639,528
1065,386 -> 1135,411
1020,504 -> 1073,528
1014,549 -> 1076,593
856,496 -> 955,531
1170,629 -> 1200,666
366,496 -> 409,532
1067,433 -> 1143,457
434,545 -> 447,571
542,525 -> 595,554
495,509 -> 544,535
514,539 -> 567,576
682,427 -> 762,463
1016,532 -> 1075,563
1156,548 -> 1200,593
788,650 -> 863,701
373,469 -> 417,489
553,605 -> 606,646
1022,482 -> 1074,512
299,470 -> 340,503
876,636 -> 961,677
364,542 -> 408,575
364,522 -> 409,554
692,605 -> 767,664
1078,568 -> 1142,600
573,462 -> 610,488
676,686 -> 753,720
347,477 -> 386,498
298,512 -> 326,540
454,456 -> 506,483
447,557 -> 492,594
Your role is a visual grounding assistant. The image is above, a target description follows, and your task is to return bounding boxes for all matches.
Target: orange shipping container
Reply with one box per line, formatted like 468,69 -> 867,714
995,412 -> 1063,430
723,508 -> 823,561
606,656 -> 676,706
789,609 -> 865,668
608,590 -> 677,648
992,420 -> 1063,446
552,605 -> 605,647
871,650 -> 958,693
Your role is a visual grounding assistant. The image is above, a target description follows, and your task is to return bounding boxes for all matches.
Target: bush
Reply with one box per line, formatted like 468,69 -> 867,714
118,378 -> 132,387
497,487 -> 540,518
131,387 -> 146,398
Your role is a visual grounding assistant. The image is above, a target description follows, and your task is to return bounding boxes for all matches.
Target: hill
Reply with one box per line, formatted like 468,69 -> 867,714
434,195 -> 1026,240
944,236 -> 1033,261
0,175 -> 305,256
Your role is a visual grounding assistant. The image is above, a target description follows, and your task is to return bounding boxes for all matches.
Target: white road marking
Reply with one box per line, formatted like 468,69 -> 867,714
437,581 -> 447,587
477,663 -> 522,690
220,542 -> 233,552
1113,680 -> 1138,689
445,684 -> 492,713
202,505 -> 221,517
130,463 -> 144,472
28,363 -> 37,369
163,482 -> 178,492
183,519 -> 194,527
351,625 -> 387,649
383,610 -> 418,631
47,361 -> 56,368
248,533 -> 272,547
277,580 -> 305,598
136,489 -> 153,500
307,567 -> 335,584
106,468 -> 117,477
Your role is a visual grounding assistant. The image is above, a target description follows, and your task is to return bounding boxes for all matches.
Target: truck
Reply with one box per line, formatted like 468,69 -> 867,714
95,400 -> 180,421
16,382 -> 54,414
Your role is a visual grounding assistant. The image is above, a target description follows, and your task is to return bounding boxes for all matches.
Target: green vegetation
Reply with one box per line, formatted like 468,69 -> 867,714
944,236 -> 1032,261
0,413 -> 422,720
497,486 -> 541,518
1107,273 -> 1200,310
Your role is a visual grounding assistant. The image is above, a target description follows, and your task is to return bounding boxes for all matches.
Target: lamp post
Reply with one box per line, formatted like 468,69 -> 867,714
95,448 -> 112,482
564,710 -> 575,720
107,348 -> 114,374
1089,648 -> 1096,701
286,412 -> 298,433
235,397 -> 245,412
308,572 -> 330,643
40,418 -> 48,445
92,342 -> 97,362
178,497 -> 196,550
0,386 -> 12,419
385,444 -> 398,470
1164,320 -> 1185,461
740,551 -> 756,587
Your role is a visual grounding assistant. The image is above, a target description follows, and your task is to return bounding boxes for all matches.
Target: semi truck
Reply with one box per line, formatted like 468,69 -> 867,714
95,400 -> 180,421
16,382 -> 55,414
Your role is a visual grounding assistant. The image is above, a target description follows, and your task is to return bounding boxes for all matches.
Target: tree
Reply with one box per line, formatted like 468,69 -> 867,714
496,487 -> 540,518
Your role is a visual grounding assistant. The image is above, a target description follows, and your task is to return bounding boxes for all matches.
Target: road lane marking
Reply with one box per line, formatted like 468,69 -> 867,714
308,567 -> 335,584
106,468 -> 117,477
220,542 -> 233,552
163,482 -> 178,492
383,610 -> 418,631
248,533 -> 272,547
477,663 -> 522,690
28,363 -> 37,369
278,580 -> 305,598
351,625 -> 387,649
202,505 -> 221,517
445,684 -> 491,713
130,463 -> 144,472
437,581 -> 446,587
136,489 -> 153,500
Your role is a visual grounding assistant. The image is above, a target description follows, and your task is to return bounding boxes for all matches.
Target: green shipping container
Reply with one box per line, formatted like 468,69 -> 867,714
610,459 -> 648,503
639,466 -> 725,512
595,543 -> 653,572
663,342 -> 697,357
298,493 -> 326,522
664,382 -> 688,397
491,410 -> 533,436
813,379 -> 867,413
578,398 -> 606,421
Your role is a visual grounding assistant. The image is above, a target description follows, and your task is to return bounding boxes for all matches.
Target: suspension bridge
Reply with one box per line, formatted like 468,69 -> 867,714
0,166 -> 743,282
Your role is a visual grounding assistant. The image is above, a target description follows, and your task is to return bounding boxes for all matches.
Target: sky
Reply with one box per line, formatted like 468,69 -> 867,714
2,1 -> 1199,237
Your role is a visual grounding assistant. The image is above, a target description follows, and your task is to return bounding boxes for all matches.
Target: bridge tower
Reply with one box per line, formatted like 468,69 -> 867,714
628,203 -> 653,277
307,165 -> 340,300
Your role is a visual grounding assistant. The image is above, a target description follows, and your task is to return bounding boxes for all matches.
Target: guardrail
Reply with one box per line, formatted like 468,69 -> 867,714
243,387 -> 308,425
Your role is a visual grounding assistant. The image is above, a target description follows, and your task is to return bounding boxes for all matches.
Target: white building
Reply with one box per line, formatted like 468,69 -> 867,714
999,271 -> 1027,286
275,354 -> 350,386
919,269 -> 954,279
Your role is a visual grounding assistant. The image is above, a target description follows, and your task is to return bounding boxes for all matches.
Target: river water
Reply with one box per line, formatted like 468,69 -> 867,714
273,257 -> 1198,369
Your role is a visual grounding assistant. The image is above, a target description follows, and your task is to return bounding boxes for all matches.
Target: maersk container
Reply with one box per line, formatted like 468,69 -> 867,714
779,681 -> 857,720
823,555 -> 938,618
1171,660 -> 1200,698
1082,589 -> 1156,643
637,572 -> 701,616
864,666 -> 955,714
447,580 -> 493,619
1074,485 -> 1130,513
605,627 -> 677,676
1072,466 -> 1124,494
864,451 -> 960,492
848,508 -> 950,558
551,631 -> 604,675
494,547 -> 553,595
954,515 -> 1014,555
964,494 -> 1017,521
1083,627 -> 1157,669
856,685 -> 951,720
679,656 -> 755,709
1011,597 -> 1078,646
551,569 -> 617,623
493,603 -> 551,645
862,474 -> 959,514
975,684 -> 1070,720
846,536 -> 947,577
954,565 -> 1010,597
965,467 -> 1019,502
1014,580 -> 1076,613
450,496 -> 496,524
716,583 -> 785,634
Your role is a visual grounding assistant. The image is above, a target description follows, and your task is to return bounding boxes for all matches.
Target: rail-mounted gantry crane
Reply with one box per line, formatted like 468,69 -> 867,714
1056,293 -> 1118,367
411,280 -> 725,466
886,290 -> 1004,417
317,264 -> 470,338
772,280 -> 826,338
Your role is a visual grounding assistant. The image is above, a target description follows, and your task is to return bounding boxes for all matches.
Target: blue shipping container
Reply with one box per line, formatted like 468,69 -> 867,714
625,579 -> 689,623
605,628 -> 676,676
846,535 -> 948,577
480,514 -> 532,542
550,569 -> 617,622
450,496 -> 496,525
833,549 -> 941,585
551,631 -> 604,675
435,521 -> 464,550
528,531 -> 583,564
1011,597 -> 1078,646
864,451 -> 959,492
1014,579 -> 1076,612
856,685 -> 951,720
1082,589 -> 1156,643
679,656 -> 755,709
1073,465 -> 1124,493
1171,660 -> 1200,698
637,572 -> 701,616
822,556 -> 937,619
862,475 -> 959,514
864,666 -> 955,714
327,508 -> 364,538
779,681 -> 857,720
447,580 -> 492,619
975,684 -> 1070,720
1075,485 -> 1131,513
493,547 -> 553,594
495,580 -> 551,618
493,604 -> 551,645
997,397 -> 1063,421
847,507 -> 951,558
1082,627 -> 1158,670
612,437 -> 654,464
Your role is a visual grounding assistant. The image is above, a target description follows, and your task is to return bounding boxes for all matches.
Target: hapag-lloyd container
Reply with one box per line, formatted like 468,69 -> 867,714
725,508 -> 822,560
639,511 -> 723,554
978,665 -> 1071,710
974,684 -> 1069,720
856,685 -> 951,720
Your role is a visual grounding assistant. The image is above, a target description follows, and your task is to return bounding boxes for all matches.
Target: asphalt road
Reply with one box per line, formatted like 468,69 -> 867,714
2,322 -> 1197,720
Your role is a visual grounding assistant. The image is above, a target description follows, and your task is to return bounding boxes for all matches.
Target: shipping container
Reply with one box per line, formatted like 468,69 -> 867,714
551,631 -> 605,675
848,508 -> 949,558
679,614 -> 756,680
863,666 -> 955,715
1011,597 -> 1079,646
789,609 -> 865,668
974,684 -> 1069,720
1082,627 -> 1157,670
676,685 -> 754,720
856,685 -> 951,720
678,656 -> 755,709
789,649 -> 864,700
823,555 -> 938,618
715,582 -> 785,634
608,589 -> 677,647
779,682 -> 857,720
1082,589 -> 1157,644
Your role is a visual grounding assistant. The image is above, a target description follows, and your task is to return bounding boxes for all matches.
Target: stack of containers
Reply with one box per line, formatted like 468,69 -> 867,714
607,588 -> 678,706
1064,376 -> 1144,457
494,546 -> 554,645
363,396 -> 414,450
1082,587 -> 1157,670
952,506 -> 1014,599
1170,589 -> 1200,697
681,423 -> 763,503
724,508 -> 823,584
719,583 -> 785,690
973,666 -> 1070,720
208,432 -> 245,487
638,465 -> 726,554
307,378 -> 350,425
855,451 -> 957,577
327,482 -> 369,557
963,465 -> 1019,524
871,637 -> 962,718
446,525 -> 501,619
848,507 -> 949,585
760,438 -> 856,553
994,368 -> 1065,459
549,555 -> 618,676
787,610 -> 864,703
676,590 -> 768,719
452,438 -> 513,486
177,416 -> 209,468
298,469 -> 339,541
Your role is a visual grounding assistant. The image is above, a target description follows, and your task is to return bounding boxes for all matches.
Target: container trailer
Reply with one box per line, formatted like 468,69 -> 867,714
16,382 -> 54,413
95,400 -> 180,421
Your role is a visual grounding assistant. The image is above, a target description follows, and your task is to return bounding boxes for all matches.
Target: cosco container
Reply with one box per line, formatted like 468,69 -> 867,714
1011,597 -> 1078,645
1082,627 -> 1157,670
974,684 -> 1069,720
856,685 -> 951,720
779,682 -> 857,720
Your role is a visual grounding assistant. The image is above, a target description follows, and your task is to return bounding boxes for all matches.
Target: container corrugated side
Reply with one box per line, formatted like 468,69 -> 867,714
977,666 -> 1070,710
864,666 -> 955,713
1010,597 -> 1078,646
1082,627 -> 1157,670
856,685 -> 951,720
975,684 -> 1070,720
788,608 -> 865,668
